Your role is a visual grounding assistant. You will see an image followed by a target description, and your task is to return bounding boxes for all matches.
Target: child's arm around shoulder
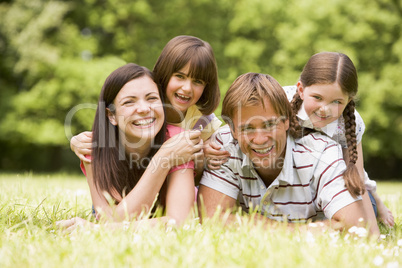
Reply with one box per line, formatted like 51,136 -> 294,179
204,138 -> 230,170
70,131 -> 93,163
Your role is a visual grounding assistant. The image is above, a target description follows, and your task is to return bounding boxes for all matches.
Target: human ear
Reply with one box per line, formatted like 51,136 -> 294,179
230,126 -> 238,141
226,119 -> 238,141
107,108 -> 117,126
284,118 -> 290,131
296,81 -> 305,100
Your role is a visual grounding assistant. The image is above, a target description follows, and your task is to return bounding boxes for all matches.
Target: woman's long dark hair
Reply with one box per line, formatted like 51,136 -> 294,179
91,63 -> 167,202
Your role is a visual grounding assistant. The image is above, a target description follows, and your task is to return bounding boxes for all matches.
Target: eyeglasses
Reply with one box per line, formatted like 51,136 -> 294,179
238,116 -> 286,135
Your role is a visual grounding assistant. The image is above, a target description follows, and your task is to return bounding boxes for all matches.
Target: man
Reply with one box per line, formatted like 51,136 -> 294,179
198,72 -> 377,234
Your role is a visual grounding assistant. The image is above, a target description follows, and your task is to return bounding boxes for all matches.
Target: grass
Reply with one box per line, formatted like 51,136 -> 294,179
0,172 -> 401,267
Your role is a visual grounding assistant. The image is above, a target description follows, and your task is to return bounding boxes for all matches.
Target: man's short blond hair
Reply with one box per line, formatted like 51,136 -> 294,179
221,73 -> 292,128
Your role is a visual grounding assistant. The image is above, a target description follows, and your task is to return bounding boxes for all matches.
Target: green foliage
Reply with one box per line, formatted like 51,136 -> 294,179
0,0 -> 401,175
1,57 -> 125,145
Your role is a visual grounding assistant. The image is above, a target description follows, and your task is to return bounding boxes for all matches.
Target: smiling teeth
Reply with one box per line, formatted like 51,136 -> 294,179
133,118 -> 155,126
254,146 -> 273,154
315,113 -> 330,119
176,93 -> 190,100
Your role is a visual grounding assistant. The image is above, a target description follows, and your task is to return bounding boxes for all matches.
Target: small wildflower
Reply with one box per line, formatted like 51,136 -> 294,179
305,231 -> 315,244
380,234 -> 387,240
167,219 -> 176,226
355,227 -> 368,238
75,189 -> 87,196
308,223 -> 318,228
382,249 -> 392,256
348,226 -> 367,237
133,234 -> 141,243
373,256 -> 384,266
123,221 -> 130,230
397,239 -> 402,247
343,234 -> 350,241
329,231 -> 339,245
386,261 -> 399,268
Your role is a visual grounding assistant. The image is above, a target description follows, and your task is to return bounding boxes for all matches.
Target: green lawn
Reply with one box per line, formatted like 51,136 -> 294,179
0,172 -> 401,267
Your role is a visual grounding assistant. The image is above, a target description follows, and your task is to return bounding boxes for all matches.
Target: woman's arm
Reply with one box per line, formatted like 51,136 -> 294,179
92,130 -> 203,222
83,161 -> 114,217
165,169 -> 195,226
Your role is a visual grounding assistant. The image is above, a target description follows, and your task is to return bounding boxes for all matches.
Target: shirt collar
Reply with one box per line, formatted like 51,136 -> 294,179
274,135 -> 295,184
297,103 -> 338,137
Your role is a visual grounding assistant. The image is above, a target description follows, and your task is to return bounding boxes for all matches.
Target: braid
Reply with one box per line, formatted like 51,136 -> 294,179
288,92 -> 314,138
342,100 -> 365,198
288,93 -> 304,138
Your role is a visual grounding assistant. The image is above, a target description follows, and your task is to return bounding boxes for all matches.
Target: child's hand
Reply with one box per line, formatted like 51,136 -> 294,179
204,141 -> 230,170
70,131 -> 93,163
161,130 -> 203,168
377,201 -> 395,227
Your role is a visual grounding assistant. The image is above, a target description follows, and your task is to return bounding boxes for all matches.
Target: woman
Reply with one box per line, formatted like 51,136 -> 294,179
58,63 -> 203,230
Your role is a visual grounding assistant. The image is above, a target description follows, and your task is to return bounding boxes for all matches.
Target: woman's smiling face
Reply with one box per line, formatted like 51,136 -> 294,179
297,82 -> 350,129
108,75 -> 164,145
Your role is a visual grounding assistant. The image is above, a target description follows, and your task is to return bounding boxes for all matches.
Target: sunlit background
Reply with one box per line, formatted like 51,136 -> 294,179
0,0 -> 401,178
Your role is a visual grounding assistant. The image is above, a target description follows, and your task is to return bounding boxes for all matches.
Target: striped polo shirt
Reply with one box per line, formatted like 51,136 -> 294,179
200,125 -> 361,222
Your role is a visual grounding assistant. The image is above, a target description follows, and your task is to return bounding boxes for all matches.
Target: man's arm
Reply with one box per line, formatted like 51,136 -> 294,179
197,185 -> 237,219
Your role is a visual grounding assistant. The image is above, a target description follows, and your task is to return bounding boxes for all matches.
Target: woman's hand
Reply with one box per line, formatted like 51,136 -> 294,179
204,140 -> 230,170
160,130 -> 203,168
56,217 -> 97,233
70,131 -> 93,163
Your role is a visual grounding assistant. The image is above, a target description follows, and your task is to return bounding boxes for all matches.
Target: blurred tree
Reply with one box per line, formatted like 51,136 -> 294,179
0,0 -> 400,177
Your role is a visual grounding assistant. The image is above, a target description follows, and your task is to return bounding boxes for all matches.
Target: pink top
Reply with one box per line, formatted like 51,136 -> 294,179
166,124 -> 195,174
80,125 -> 194,176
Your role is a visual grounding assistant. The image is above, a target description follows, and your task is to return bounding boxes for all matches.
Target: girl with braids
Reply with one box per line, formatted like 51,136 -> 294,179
59,63 -> 203,231
284,52 -> 394,227
205,52 -> 393,227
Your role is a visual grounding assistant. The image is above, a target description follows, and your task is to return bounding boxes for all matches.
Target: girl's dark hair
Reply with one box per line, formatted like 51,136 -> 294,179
153,35 -> 220,115
92,63 -> 166,202
288,52 -> 364,198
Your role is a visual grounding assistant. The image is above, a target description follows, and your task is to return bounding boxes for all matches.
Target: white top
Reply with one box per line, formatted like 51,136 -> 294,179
200,125 -> 361,222
283,85 -> 376,191
168,105 -> 222,141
